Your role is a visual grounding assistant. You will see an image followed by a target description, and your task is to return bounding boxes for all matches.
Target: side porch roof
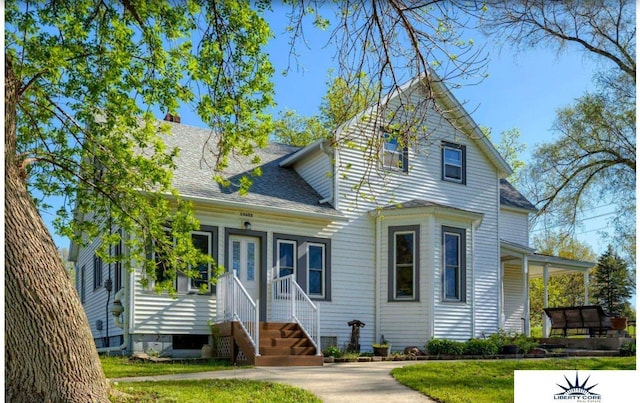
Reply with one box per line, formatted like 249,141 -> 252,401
500,239 -> 594,278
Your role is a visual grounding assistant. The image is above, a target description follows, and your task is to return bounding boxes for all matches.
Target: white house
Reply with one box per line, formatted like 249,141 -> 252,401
71,76 -> 593,364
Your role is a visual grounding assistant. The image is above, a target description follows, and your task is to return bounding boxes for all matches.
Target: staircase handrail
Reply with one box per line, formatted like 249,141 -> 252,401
217,271 -> 260,357
271,274 -> 320,355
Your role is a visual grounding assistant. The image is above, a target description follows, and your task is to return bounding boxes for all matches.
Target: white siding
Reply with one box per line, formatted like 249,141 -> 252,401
75,234 -> 125,345
293,149 -> 333,200
500,209 -> 529,247
130,203 -> 348,338
331,86 -> 502,347
503,265 -> 525,333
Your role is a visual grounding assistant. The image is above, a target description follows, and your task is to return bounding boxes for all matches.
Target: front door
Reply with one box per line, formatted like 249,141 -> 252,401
229,235 -> 260,302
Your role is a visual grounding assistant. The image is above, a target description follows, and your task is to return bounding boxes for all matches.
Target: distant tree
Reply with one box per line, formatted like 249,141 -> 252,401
272,73 -> 378,146
484,126 -> 526,185
591,245 -> 635,317
528,233 -> 596,329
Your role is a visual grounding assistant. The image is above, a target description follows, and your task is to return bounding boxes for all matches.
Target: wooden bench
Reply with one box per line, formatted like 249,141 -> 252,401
543,305 -> 612,337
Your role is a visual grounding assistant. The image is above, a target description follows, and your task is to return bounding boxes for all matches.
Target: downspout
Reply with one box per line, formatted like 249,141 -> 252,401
374,212 -> 381,345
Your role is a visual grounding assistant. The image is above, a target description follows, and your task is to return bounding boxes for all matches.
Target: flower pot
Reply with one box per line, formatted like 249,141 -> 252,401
610,317 -> 628,330
373,346 -> 391,357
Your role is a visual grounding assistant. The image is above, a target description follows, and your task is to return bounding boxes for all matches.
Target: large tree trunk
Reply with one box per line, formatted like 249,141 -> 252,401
5,58 -> 110,402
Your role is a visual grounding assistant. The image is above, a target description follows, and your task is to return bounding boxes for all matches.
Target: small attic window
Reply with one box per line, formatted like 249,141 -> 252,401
381,127 -> 408,172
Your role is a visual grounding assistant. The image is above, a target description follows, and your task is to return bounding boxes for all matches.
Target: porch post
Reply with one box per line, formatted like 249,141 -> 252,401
522,255 -> 529,336
583,270 -> 590,304
543,264 -> 550,337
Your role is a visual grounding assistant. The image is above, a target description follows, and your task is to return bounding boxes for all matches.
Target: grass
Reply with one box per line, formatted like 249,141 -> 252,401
101,356 -> 237,378
110,379 -> 321,403
391,357 -> 636,403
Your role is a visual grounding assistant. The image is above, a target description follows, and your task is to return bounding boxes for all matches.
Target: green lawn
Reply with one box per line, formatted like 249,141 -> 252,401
101,356 -> 238,378
110,379 -> 321,403
391,357 -> 636,403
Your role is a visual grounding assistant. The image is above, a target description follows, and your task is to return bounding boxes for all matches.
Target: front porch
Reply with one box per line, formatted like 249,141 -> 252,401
500,240 -> 596,337
213,271 -> 323,366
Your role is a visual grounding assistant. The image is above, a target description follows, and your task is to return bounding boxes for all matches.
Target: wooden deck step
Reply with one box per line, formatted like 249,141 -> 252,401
255,321 -> 321,367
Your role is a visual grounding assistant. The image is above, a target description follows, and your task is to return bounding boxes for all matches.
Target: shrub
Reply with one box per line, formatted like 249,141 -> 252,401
323,345 -> 342,358
425,338 -> 465,356
464,338 -> 500,356
511,334 -> 538,354
620,341 -> 636,357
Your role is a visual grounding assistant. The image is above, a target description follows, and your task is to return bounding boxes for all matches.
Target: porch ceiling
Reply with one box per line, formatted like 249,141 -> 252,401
500,240 -> 595,278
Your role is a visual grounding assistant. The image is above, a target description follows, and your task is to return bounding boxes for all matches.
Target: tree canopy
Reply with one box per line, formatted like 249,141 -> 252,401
591,245 -> 635,317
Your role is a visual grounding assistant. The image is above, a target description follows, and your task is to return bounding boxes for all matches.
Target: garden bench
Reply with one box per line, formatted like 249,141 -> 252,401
543,305 -> 612,337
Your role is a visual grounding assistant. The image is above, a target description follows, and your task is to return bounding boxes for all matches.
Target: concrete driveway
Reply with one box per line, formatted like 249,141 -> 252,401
111,361 -> 436,402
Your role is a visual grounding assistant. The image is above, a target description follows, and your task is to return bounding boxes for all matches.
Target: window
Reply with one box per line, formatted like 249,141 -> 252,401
442,142 -> 466,184
79,265 -> 86,303
93,254 -> 103,290
113,232 -> 123,293
150,225 -> 218,293
189,231 -> 212,291
442,226 -> 466,302
276,240 -> 296,278
388,225 -> 420,302
382,128 -> 408,172
307,243 -> 325,297
273,234 -> 331,300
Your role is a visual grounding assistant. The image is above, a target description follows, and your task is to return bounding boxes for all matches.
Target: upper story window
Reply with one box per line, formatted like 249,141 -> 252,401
442,141 -> 466,184
382,128 -> 409,172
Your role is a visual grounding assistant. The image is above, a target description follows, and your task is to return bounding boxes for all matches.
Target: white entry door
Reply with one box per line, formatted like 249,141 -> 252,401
229,235 -> 260,302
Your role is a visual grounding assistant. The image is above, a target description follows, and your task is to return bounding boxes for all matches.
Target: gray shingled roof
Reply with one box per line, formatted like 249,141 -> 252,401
500,179 -> 538,212
161,121 -> 343,218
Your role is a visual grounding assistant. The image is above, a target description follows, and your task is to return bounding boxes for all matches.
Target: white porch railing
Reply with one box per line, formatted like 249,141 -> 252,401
271,275 -> 320,355
216,271 -> 260,357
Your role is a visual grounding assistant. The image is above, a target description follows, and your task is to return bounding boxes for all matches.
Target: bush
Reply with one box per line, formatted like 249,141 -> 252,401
485,330 -> 538,354
620,341 -> 636,357
425,338 -> 465,356
511,334 -> 538,354
463,338 -> 500,356
323,345 -> 342,358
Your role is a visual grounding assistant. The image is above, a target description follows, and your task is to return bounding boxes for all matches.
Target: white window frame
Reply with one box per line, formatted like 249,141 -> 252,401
393,230 -> 416,300
307,242 -> 326,298
276,239 -> 297,279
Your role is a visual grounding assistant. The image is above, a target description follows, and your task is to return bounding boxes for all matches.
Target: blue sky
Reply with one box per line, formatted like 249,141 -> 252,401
48,7 -> 617,261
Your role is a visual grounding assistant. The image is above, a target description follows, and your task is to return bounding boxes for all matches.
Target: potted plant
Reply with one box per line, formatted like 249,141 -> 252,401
372,335 -> 391,357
